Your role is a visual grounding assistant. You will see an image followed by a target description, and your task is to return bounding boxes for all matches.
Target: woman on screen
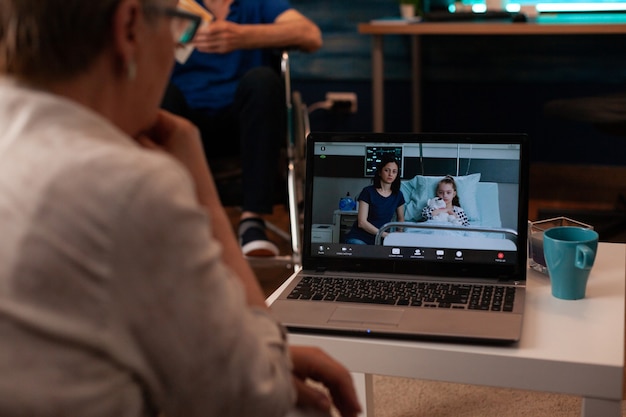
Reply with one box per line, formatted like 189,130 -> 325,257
344,154 -> 405,245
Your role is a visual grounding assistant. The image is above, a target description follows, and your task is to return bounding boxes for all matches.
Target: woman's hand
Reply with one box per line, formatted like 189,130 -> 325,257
290,346 -> 362,417
135,110 -> 203,166
135,110 -> 213,204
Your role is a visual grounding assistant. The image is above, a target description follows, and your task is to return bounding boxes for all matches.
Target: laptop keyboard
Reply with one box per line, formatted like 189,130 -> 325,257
287,276 -> 516,312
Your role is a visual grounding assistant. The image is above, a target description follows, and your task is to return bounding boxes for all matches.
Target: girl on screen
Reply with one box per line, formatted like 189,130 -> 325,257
422,175 -> 470,226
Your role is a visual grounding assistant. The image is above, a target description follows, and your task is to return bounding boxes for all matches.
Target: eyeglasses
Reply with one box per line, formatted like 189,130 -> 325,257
164,7 -> 202,44
146,6 -> 202,45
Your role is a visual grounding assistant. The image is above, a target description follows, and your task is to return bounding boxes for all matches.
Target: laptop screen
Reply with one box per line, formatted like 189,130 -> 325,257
302,132 -> 529,281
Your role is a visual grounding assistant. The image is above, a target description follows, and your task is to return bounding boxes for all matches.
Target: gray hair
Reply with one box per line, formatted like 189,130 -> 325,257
0,0 -> 158,84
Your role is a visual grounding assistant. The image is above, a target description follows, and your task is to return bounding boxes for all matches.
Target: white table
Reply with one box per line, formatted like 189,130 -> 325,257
267,242 -> 625,417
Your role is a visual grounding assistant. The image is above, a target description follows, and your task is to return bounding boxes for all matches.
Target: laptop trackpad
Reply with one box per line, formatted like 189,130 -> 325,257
329,306 -> 403,325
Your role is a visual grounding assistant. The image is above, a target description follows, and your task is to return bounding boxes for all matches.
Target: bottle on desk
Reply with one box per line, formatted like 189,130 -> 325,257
339,192 -> 356,211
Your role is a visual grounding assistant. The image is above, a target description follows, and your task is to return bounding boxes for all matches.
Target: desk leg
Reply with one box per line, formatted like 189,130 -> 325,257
351,372 -> 374,417
371,35 -> 384,133
581,397 -> 621,417
410,35 -> 421,133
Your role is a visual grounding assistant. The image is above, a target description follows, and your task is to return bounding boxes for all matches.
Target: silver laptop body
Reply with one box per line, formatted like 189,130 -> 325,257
271,132 -> 529,345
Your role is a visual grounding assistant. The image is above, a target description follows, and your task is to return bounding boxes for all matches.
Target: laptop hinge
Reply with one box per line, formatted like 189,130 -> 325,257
496,277 -> 523,285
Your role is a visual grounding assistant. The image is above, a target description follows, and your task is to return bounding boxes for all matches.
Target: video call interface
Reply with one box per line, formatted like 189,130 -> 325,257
306,141 -> 523,267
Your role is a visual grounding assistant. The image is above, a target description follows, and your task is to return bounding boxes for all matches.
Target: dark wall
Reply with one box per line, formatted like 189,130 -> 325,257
289,0 -> 626,166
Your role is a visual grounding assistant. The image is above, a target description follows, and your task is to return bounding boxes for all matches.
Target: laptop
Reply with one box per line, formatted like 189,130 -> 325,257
271,132 -> 529,345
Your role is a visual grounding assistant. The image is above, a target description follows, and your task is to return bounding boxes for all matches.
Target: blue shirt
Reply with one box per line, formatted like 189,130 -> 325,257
344,185 -> 406,245
170,0 -> 291,114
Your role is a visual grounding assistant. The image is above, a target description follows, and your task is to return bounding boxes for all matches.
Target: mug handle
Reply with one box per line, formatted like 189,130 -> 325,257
575,244 -> 596,270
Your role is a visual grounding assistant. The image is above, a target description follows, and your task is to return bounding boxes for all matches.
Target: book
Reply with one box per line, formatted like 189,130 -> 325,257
175,0 -> 214,64
178,0 -> 214,24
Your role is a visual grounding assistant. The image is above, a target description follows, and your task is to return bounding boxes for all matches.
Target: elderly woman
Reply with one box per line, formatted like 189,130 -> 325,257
0,1 -> 360,417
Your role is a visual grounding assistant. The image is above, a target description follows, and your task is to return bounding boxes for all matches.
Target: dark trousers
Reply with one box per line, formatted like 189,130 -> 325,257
162,67 -> 285,215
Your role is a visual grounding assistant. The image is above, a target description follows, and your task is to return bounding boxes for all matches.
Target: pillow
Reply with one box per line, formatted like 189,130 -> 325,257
400,173 -> 481,223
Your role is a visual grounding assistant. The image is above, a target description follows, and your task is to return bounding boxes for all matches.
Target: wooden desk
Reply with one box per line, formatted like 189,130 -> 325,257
358,18 -> 626,132
268,242 -> 626,417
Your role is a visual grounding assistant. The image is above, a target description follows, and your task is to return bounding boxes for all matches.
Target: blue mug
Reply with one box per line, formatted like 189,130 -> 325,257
543,226 -> 599,300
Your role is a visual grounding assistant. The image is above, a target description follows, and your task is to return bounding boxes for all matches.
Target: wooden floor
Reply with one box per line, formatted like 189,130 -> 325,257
227,162 -> 626,297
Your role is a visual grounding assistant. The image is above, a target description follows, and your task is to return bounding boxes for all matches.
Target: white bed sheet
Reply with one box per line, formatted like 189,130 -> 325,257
384,180 -> 517,250
383,232 -> 517,251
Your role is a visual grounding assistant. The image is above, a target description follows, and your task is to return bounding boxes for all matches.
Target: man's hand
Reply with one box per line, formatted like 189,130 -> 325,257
191,8 -> 322,54
192,20 -> 245,54
290,346 -> 362,417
